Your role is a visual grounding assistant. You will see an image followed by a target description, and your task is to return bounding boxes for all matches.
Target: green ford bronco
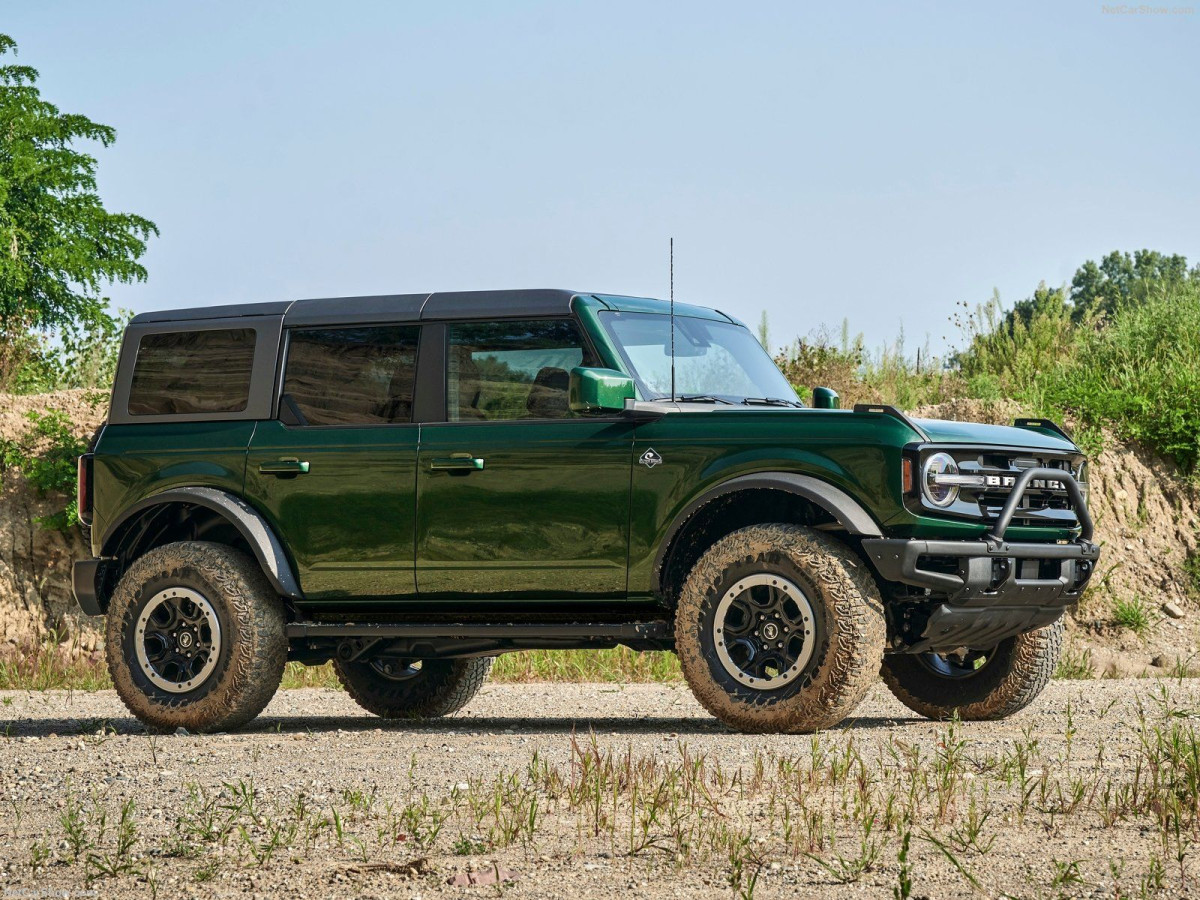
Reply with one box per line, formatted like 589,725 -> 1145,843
73,289 -> 1099,733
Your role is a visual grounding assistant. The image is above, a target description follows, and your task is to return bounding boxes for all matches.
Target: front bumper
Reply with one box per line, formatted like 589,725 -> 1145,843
863,466 -> 1101,653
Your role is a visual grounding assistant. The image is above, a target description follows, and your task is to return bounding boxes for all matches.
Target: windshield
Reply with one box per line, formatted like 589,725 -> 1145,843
598,311 -> 801,404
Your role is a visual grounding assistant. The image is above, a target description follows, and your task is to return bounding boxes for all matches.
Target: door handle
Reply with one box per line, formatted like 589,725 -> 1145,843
259,459 -> 310,476
430,455 -> 485,472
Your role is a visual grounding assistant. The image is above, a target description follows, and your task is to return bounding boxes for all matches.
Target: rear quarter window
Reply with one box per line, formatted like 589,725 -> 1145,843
127,329 -> 257,416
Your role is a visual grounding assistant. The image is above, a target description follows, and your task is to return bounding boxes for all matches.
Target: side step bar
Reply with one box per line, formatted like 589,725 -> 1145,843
285,620 -> 674,662
286,621 -> 671,640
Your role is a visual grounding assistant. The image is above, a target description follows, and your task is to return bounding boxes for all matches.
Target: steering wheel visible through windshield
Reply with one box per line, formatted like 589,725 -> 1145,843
598,311 -> 801,405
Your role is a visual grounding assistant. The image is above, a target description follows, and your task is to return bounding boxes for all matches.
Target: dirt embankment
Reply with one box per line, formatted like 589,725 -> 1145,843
1,392 -> 1198,677
0,390 -> 106,650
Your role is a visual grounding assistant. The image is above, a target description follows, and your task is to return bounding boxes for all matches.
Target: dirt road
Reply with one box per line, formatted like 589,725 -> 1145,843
2,679 -> 1197,898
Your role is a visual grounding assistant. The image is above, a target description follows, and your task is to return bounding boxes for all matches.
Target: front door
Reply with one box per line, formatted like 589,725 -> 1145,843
245,324 -> 421,600
415,319 -> 634,600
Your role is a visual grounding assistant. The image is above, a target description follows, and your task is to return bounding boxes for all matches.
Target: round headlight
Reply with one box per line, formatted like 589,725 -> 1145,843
922,452 -> 960,507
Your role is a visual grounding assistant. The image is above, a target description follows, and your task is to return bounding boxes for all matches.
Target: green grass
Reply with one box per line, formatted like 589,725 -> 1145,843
1054,647 -> 1094,680
0,643 -> 684,692
1184,548 -> 1200,600
1111,595 -> 1154,636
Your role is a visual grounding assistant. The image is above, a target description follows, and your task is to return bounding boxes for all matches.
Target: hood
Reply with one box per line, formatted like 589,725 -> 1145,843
912,417 -> 1078,453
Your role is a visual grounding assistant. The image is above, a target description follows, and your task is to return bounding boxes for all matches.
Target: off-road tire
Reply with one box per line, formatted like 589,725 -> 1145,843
334,657 -> 492,719
880,618 -> 1064,721
675,524 -> 886,733
106,541 -> 287,733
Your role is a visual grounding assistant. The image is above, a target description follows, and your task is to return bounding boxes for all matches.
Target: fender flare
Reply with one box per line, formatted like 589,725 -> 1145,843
653,472 -> 883,592
100,486 -> 303,599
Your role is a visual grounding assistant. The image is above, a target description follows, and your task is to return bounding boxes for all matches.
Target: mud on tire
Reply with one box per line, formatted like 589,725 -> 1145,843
105,541 -> 287,733
335,657 -> 492,719
880,617 -> 1063,721
675,524 -> 886,734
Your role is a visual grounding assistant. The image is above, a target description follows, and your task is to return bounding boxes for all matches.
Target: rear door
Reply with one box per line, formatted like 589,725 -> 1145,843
415,319 -> 635,600
245,324 -> 421,600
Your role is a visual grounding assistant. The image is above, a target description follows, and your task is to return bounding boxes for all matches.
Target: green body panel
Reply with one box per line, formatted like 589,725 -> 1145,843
87,293 -> 1087,611
624,407 -> 1078,596
415,420 -> 635,599
244,420 -> 419,599
91,422 -> 256,555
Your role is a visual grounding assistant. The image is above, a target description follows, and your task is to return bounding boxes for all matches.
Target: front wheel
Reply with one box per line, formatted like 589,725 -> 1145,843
335,656 -> 492,719
675,524 -> 886,734
880,618 -> 1063,721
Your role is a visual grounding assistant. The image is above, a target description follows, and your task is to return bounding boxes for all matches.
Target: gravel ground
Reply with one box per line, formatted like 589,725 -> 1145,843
2,679 -> 1198,899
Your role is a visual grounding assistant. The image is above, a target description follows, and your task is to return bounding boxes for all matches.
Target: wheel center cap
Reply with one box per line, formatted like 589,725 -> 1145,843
761,622 -> 780,641
177,631 -> 194,650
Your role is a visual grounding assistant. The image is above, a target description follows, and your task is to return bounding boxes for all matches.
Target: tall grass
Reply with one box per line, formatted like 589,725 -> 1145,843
0,641 -> 683,692
1043,289 -> 1200,472
777,271 -> 1200,474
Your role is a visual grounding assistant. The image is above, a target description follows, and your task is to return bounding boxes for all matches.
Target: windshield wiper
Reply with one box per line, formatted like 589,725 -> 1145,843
742,397 -> 803,408
675,395 -> 735,405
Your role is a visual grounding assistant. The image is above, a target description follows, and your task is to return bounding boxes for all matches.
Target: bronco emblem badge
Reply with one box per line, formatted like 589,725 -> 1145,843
639,448 -> 663,468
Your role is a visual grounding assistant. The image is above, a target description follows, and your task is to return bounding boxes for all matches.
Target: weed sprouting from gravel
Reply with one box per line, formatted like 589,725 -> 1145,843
1055,645 -> 1094,679
14,683 -> 1200,896
1113,594 -> 1155,635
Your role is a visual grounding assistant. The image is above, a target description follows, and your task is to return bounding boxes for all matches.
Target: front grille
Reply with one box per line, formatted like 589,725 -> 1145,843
962,458 -> 1076,519
920,449 -> 1085,527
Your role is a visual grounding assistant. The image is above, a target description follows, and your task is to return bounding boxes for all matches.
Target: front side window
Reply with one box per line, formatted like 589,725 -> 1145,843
447,319 -> 596,421
128,328 -> 256,416
598,312 -> 800,404
283,326 -> 420,425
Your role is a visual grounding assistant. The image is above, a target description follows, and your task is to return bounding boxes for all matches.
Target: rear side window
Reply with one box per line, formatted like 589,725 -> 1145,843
282,326 -> 420,426
128,329 -> 256,416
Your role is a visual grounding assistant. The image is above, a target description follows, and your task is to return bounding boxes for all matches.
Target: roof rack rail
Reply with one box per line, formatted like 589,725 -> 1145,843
851,403 -> 930,441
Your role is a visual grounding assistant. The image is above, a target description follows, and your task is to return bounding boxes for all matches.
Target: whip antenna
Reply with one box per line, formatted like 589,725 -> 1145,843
669,237 -> 676,402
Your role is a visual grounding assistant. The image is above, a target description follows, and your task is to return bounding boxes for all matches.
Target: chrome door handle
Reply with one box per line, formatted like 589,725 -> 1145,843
430,455 -> 485,472
259,459 -> 310,476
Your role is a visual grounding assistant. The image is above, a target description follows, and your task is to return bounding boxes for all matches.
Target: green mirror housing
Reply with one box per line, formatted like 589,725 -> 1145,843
569,367 -> 636,413
812,386 -> 841,410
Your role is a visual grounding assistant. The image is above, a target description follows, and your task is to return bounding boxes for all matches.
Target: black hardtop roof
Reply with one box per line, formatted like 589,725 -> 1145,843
130,289 -> 604,327
124,289 -> 743,328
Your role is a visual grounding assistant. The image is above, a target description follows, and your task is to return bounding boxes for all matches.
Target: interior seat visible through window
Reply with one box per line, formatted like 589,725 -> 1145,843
445,319 -> 596,422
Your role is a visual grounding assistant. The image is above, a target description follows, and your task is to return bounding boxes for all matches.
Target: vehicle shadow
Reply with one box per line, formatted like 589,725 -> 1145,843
1,713 -> 914,738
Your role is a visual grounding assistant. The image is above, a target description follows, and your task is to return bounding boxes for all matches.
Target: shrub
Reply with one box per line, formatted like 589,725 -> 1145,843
952,286 -> 1078,404
3,303 -> 128,393
1043,287 -> 1200,472
1184,548 -> 1200,600
0,410 -> 89,531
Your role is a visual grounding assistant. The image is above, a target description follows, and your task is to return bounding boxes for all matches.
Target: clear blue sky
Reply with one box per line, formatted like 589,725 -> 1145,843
7,0 -> 1198,355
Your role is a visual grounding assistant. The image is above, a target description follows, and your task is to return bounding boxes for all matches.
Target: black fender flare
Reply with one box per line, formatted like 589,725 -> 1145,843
100,486 -> 303,599
653,472 -> 883,593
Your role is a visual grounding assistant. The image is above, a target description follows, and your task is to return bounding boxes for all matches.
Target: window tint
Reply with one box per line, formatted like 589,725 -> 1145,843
447,320 -> 596,421
283,326 -> 420,425
128,329 -> 256,416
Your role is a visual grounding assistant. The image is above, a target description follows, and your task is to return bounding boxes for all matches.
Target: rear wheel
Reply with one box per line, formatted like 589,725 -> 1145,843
880,618 -> 1063,720
334,656 -> 492,719
675,524 -> 885,733
105,542 -> 287,733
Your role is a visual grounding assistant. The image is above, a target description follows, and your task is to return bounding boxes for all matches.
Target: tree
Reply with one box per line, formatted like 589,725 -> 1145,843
1069,249 -> 1196,323
0,33 -> 156,335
